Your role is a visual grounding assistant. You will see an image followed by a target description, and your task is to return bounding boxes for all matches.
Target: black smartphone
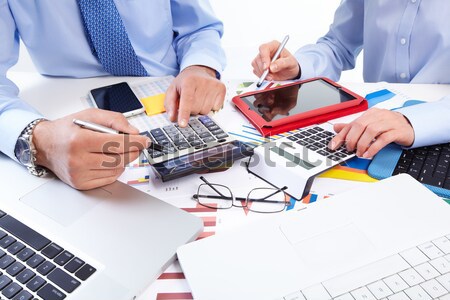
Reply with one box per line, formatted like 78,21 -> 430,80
89,82 -> 145,117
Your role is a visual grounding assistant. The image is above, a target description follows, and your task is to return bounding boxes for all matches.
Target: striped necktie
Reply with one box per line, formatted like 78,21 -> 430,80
77,0 -> 148,76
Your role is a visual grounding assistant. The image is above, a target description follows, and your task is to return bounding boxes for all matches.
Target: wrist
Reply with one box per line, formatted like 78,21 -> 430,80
184,65 -> 220,79
32,120 -> 52,168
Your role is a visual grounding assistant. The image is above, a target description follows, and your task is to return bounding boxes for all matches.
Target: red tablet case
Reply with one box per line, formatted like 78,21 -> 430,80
232,78 -> 368,137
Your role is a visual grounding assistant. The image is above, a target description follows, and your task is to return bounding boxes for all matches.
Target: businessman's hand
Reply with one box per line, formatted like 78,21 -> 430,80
164,65 -> 226,127
33,108 -> 150,190
328,108 -> 414,158
252,40 -> 300,81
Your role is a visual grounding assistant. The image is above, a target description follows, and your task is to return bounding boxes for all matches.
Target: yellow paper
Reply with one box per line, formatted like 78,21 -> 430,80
318,168 -> 378,182
141,93 -> 166,116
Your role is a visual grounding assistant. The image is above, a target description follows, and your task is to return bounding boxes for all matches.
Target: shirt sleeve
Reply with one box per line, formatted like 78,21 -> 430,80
0,1 -> 43,160
397,96 -> 450,148
170,0 -> 226,75
294,0 -> 364,81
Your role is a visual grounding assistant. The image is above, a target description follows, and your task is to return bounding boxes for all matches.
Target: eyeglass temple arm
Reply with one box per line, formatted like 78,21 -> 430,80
199,176 -> 228,198
193,194 -> 286,204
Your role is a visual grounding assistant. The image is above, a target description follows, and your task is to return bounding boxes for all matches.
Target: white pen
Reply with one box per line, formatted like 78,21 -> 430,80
256,35 -> 290,88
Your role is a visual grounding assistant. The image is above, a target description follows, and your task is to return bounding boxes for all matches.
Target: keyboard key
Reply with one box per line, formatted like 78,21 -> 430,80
399,268 -> 425,286
16,268 -> 35,284
419,242 -> 445,259
75,264 -> 96,281
6,261 -> 25,277
0,255 -> 15,269
0,249 -> 6,259
12,290 -> 33,300
283,291 -> 306,300
2,282 -> 22,299
420,279 -> 448,298
37,283 -> 66,300
16,248 -> 35,262
351,286 -> 377,300
301,284 -> 331,299
367,280 -> 393,299
434,237 -> 450,255
0,230 -> 6,240
26,254 -> 45,268
64,257 -> 84,273
0,274 -> 12,290
415,262 -> 440,280
48,268 -> 80,293
384,274 -> 409,294
401,247 -> 430,266
430,257 -> 450,275
404,285 -> 432,300
26,276 -> 46,292
54,251 -> 74,266
7,241 -> 25,255
42,244 -> 63,259
437,273 -> 450,291
387,291 -> 411,300
0,215 -> 51,251
0,236 -> 16,249
333,294 -> 354,300
37,261 -> 56,276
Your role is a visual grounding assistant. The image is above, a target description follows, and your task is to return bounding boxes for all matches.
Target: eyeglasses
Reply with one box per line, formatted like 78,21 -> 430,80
193,176 -> 289,213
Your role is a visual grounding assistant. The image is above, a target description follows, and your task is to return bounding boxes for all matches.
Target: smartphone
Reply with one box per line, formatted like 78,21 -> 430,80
89,82 -> 145,117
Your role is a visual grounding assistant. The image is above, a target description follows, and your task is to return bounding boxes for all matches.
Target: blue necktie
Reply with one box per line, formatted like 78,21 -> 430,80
77,0 -> 148,76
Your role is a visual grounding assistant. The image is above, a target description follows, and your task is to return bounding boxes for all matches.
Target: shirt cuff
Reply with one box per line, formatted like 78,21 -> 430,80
396,100 -> 450,148
294,54 -> 316,80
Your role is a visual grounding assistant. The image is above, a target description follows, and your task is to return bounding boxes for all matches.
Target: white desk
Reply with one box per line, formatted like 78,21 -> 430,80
2,72 -> 450,299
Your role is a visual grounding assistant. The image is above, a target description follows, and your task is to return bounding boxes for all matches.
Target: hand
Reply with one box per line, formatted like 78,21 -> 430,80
252,40 -> 300,81
164,65 -> 226,127
33,108 -> 150,190
328,108 -> 415,158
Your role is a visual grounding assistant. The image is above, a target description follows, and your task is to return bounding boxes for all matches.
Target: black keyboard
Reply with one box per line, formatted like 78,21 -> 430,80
0,210 -> 96,300
393,142 -> 450,190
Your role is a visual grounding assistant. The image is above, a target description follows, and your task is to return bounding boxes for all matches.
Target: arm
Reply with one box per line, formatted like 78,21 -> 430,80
294,0 -> 364,81
164,0 -> 226,126
0,1 -> 44,159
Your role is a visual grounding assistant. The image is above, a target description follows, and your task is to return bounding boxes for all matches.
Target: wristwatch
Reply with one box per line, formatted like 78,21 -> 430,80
14,118 -> 49,177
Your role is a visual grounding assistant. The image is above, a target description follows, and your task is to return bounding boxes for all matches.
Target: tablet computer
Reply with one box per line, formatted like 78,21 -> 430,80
232,77 -> 367,136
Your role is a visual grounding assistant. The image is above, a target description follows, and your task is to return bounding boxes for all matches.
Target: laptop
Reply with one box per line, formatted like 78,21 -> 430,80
0,176 -> 202,300
247,122 -> 355,200
177,174 -> 450,300
368,142 -> 450,199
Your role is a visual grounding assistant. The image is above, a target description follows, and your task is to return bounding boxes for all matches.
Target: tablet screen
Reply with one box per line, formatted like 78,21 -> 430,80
240,79 -> 356,122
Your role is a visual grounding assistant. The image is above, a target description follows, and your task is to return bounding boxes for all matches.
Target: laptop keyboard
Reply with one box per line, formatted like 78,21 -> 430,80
0,210 -> 96,300
142,115 -> 230,161
281,125 -> 354,162
393,142 -> 450,190
282,233 -> 450,300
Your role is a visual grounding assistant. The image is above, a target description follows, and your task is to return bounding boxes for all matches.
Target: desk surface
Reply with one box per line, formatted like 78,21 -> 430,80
3,72 -> 450,299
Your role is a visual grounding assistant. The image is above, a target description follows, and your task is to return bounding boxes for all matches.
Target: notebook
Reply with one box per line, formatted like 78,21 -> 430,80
1,177 -> 202,300
368,142 -> 450,198
247,122 -> 355,200
177,174 -> 450,300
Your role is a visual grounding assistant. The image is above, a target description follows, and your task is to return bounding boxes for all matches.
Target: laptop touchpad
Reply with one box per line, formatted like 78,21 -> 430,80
281,223 -> 376,275
20,180 -> 107,227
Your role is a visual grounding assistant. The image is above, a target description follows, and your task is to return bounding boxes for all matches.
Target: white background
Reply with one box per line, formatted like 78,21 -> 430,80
10,0 -> 363,82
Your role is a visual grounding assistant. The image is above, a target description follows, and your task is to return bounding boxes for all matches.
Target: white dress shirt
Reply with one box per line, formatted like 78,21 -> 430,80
295,0 -> 450,147
0,0 -> 225,160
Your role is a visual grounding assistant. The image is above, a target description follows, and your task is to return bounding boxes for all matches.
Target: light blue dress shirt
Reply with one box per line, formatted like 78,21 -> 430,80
0,0 -> 225,160
295,0 -> 450,148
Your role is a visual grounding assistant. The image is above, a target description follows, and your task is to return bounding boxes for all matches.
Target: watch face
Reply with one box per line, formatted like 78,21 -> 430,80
15,137 -> 32,166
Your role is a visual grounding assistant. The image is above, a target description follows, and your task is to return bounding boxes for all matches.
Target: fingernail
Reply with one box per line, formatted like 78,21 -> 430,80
270,64 -> 278,72
145,138 -> 152,148
329,141 -> 336,150
180,119 -> 187,127
362,151 -> 370,158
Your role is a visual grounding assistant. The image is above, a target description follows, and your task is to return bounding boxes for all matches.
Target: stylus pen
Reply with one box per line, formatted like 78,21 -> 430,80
73,119 -> 165,152
256,35 -> 290,88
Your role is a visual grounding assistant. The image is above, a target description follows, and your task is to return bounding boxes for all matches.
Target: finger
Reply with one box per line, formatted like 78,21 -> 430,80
164,83 -> 179,122
361,132 -> 396,158
355,124 -> 384,157
72,171 -> 124,190
80,108 -> 138,134
252,57 -> 264,77
259,42 -> 279,71
212,84 -> 226,111
86,150 -> 141,169
329,124 -> 350,150
79,131 -> 149,153
269,56 -> 290,74
177,84 -> 196,127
